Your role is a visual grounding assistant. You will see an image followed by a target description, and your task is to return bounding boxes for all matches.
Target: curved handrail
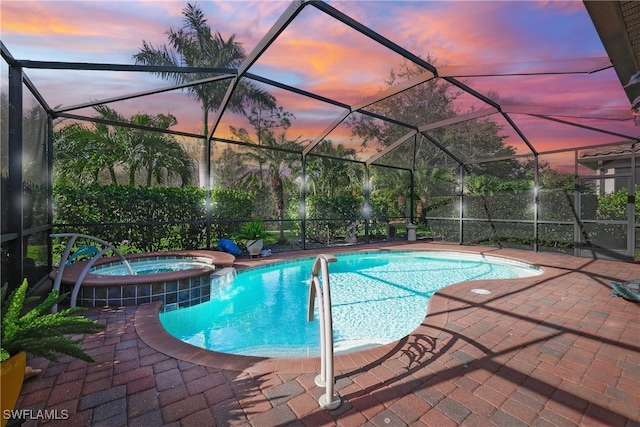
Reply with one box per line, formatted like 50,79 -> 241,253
50,233 -> 133,312
307,253 -> 341,410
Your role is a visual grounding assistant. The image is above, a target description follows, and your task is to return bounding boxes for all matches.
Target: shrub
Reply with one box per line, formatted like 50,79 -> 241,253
1,280 -> 105,362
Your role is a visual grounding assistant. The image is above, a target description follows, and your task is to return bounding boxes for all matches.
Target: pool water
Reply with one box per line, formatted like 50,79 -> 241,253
91,257 -> 215,275
160,251 -> 541,358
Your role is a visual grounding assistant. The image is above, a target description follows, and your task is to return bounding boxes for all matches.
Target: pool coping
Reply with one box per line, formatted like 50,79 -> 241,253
134,244 -> 554,374
135,290 -> 450,375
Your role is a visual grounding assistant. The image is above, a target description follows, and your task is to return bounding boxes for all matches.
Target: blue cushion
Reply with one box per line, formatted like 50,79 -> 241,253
218,238 -> 242,255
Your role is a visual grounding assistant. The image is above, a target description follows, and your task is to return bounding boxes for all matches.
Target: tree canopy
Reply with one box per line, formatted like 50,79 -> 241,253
54,106 -> 194,187
133,2 -> 275,140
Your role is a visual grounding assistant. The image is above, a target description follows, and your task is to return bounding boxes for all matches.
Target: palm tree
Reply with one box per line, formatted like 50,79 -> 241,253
128,113 -> 195,187
229,105 -> 302,243
55,106 -> 194,187
242,134 -> 301,243
132,3 -> 275,167
54,106 -> 128,186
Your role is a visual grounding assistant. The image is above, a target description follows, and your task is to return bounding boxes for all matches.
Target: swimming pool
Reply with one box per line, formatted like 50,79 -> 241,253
159,251 -> 542,358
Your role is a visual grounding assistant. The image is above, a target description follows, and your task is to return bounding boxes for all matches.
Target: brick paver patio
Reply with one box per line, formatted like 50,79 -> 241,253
12,242 -> 640,426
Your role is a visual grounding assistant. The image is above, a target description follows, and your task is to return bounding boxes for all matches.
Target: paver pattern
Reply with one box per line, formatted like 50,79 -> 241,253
13,242 -> 640,426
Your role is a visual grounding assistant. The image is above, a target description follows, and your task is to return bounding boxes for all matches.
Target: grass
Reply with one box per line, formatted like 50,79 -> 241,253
26,245 -> 48,264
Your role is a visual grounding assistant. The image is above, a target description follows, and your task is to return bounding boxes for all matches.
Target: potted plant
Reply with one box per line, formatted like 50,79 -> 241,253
1,279 -> 105,421
237,219 -> 269,257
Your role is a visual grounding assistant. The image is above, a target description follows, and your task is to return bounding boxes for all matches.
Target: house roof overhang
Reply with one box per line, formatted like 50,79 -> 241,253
584,1 -> 640,104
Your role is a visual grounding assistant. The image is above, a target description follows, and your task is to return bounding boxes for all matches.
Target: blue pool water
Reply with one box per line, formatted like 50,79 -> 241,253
90,257 -> 215,275
159,251 -> 541,358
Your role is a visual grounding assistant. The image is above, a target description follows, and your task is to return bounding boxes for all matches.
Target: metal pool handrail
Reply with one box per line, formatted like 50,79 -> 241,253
50,233 -> 133,312
307,253 -> 341,410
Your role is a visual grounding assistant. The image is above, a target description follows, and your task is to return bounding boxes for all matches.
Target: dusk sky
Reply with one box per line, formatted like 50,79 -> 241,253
2,0 -> 638,168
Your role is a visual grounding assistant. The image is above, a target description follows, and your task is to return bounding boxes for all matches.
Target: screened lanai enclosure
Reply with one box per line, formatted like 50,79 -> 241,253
2,0 -> 639,288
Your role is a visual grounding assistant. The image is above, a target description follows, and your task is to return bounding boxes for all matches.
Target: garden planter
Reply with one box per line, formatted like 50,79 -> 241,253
1,351 -> 26,427
246,239 -> 264,257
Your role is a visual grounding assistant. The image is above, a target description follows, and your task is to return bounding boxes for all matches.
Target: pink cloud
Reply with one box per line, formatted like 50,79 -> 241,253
532,1 -> 586,14
2,1 -> 181,61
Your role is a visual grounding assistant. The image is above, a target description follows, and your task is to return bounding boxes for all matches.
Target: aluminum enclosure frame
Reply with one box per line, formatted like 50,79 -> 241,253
2,0 -> 639,288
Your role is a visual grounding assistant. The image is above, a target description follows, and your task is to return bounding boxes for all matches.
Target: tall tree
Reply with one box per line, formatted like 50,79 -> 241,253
348,59 -> 515,174
229,106 -> 302,243
128,113 -> 195,187
349,58 -> 521,223
211,146 -> 256,189
132,2 -> 275,183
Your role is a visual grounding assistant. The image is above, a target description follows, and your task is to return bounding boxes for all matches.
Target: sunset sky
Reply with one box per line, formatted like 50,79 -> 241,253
2,0 -> 637,168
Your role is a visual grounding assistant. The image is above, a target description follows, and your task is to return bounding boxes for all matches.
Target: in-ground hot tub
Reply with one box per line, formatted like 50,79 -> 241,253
49,250 -> 236,309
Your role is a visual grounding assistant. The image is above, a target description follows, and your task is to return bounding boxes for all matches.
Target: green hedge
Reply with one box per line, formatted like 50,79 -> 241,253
425,186 -> 639,249
302,193 -> 414,242
53,185 -> 257,253
210,188 -> 256,238
424,191 -> 565,245
52,183 -> 638,252
305,195 -> 363,242
463,191 -> 534,221
54,185 -> 206,252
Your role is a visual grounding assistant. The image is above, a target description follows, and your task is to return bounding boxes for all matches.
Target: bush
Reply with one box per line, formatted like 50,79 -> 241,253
306,195 -> 363,242
597,186 -> 638,221
54,185 -> 207,253
210,188 -> 256,238
1,279 -> 105,362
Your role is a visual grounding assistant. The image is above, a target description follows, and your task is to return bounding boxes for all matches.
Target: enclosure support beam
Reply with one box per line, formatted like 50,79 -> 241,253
16,60 -> 233,74
418,108 -> 497,132
420,133 -> 464,167
309,1 -> 437,75
528,113 -> 638,141
410,135 -> 417,225
629,143 -> 636,258
303,111 -> 351,156
207,0 -> 310,155
301,154 -> 308,250
533,156 -> 539,253
7,63 -> 24,289
573,151 -> 580,258
459,165 -> 465,245
350,70 -> 436,112
55,74 -> 235,115
364,166 -> 370,243
47,114 -> 54,269
410,170 -> 415,225
365,130 -> 416,166
205,107 -> 212,249
502,113 -> 538,157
